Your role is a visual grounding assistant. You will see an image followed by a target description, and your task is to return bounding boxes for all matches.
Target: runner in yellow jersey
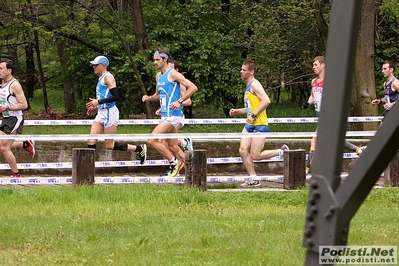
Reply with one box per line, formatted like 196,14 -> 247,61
229,60 -> 289,187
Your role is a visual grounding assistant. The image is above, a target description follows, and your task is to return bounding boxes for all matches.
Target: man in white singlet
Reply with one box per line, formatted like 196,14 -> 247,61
302,56 -> 365,172
0,59 -> 31,178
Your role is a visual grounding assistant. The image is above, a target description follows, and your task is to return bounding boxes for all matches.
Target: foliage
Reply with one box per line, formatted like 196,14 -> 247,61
375,1 -> 399,94
145,0 -> 244,116
0,0 -> 399,118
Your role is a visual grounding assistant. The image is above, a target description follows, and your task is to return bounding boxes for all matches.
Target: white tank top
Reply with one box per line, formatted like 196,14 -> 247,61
0,78 -> 23,117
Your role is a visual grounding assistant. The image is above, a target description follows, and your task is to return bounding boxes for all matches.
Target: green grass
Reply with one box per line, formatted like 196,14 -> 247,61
28,88 -> 65,113
0,186 -> 398,265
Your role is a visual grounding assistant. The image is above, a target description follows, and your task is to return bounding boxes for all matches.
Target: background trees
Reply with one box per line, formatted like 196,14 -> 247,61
0,0 -> 398,121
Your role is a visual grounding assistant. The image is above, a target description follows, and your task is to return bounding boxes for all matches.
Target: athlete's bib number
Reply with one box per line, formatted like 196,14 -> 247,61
160,95 -> 167,112
0,99 -> 9,117
314,100 -> 321,112
244,98 -> 252,115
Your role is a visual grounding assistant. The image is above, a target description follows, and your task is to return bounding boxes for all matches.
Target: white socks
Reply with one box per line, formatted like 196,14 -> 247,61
169,156 -> 178,165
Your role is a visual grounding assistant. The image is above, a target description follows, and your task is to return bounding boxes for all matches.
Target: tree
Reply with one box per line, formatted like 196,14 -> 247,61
352,0 -> 379,131
312,0 -> 381,129
27,0 -> 50,112
0,0 -> 398,119
128,0 -> 150,51
56,37 -> 76,113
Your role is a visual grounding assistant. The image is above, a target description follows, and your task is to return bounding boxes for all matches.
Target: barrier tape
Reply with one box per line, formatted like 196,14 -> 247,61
23,117 -> 383,126
0,131 -> 376,141
0,176 -> 284,185
0,153 -> 360,170
0,174 -> 351,186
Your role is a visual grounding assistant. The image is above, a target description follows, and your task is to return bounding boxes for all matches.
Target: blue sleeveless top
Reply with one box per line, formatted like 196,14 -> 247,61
157,68 -> 183,117
96,71 -> 116,109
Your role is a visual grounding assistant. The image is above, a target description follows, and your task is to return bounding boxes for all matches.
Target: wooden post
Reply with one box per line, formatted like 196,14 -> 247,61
185,150 -> 207,190
72,148 -> 95,187
283,149 -> 306,189
384,151 -> 399,186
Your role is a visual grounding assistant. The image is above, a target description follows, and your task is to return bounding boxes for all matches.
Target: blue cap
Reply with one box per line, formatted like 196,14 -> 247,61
89,56 -> 109,66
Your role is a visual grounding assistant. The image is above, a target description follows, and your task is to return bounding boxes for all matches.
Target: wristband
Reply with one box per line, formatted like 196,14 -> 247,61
251,113 -> 257,119
178,98 -> 183,104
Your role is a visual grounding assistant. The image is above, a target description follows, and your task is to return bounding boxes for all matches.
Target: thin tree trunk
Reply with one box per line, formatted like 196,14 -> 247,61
6,37 -> 21,78
128,0 -> 149,51
24,42 -> 36,100
312,0 -> 328,49
352,0 -> 379,131
56,38 -> 75,113
128,0 -> 152,118
27,0 -> 48,112
33,29 -> 49,113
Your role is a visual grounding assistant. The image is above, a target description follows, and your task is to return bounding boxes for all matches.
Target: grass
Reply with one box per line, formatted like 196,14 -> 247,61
0,185 -> 398,265
3,90 -> 396,265
28,88 -> 66,114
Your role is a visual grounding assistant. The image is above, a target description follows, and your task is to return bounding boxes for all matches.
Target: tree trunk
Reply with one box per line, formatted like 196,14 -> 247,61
312,0 -> 328,49
24,42 -> 36,101
56,38 -> 75,113
128,0 -> 150,51
27,0 -> 48,113
33,29 -> 49,113
127,0 -> 153,118
352,0 -> 379,131
6,37 -> 21,78
222,0 -> 230,17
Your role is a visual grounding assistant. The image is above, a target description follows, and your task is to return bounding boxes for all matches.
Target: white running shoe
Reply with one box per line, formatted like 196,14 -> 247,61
182,138 -> 193,151
239,180 -> 261,188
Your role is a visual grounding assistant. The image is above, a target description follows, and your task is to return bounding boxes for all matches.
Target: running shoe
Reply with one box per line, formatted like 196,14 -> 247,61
182,138 -> 193,151
356,146 -> 367,156
10,173 -> 22,178
160,167 -> 172,176
280,144 -> 289,151
168,162 -> 182,177
239,180 -> 261,188
177,162 -> 185,173
136,144 -> 147,165
24,140 -> 35,158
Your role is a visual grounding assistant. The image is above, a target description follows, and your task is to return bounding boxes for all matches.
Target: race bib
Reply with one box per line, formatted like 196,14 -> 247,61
314,99 -> 321,112
160,94 -> 167,112
0,100 -> 9,117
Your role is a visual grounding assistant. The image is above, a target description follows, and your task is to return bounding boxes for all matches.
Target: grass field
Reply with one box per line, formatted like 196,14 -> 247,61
0,185 -> 398,265
8,87 -> 395,266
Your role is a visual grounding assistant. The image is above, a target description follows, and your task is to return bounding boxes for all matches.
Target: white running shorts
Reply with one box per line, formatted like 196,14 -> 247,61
161,115 -> 185,129
94,106 -> 119,128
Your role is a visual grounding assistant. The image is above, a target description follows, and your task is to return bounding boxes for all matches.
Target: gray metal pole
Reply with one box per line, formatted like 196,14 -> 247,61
303,0 -> 363,265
